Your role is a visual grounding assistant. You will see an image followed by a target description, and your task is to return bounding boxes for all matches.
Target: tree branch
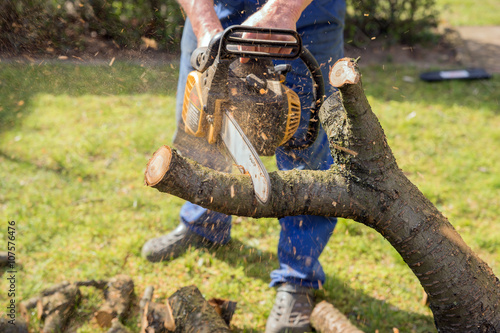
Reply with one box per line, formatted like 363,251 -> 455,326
145,146 -> 361,220
144,57 -> 500,331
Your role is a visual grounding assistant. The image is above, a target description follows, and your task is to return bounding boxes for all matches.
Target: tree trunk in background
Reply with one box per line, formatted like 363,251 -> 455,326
145,58 -> 500,331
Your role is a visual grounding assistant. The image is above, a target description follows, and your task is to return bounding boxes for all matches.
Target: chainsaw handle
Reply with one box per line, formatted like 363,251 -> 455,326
219,25 -> 302,60
190,31 -> 223,72
191,26 -> 301,70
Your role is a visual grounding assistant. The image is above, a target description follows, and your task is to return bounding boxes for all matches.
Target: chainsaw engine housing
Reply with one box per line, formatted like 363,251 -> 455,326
183,58 -> 301,156
226,59 -> 301,156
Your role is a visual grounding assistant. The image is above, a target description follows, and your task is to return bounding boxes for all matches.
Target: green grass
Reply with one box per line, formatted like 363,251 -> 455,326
0,61 -> 499,332
435,0 -> 500,26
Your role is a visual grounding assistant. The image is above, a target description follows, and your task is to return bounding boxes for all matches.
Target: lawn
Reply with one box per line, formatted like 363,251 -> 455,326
0,59 -> 498,332
435,0 -> 500,26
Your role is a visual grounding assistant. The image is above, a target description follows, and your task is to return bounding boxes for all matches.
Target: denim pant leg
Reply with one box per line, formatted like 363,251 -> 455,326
269,1 -> 345,289
270,129 -> 338,289
174,2 -> 263,244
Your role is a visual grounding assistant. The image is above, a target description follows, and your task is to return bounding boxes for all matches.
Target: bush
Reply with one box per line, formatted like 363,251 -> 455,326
345,0 -> 440,46
0,0 -> 439,54
0,0 -> 184,53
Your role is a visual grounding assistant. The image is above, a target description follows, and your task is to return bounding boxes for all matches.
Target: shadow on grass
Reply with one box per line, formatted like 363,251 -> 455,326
0,150 -> 66,175
209,238 -> 435,332
0,62 -> 178,134
361,65 -> 499,115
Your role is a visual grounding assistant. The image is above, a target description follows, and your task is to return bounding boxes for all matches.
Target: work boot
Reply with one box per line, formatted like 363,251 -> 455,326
265,283 -> 315,333
141,223 -> 213,263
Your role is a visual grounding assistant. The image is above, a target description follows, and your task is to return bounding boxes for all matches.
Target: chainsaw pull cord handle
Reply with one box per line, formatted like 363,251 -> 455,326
283,47 -> 325,150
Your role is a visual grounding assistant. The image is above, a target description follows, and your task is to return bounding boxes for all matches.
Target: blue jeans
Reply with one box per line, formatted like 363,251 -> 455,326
174,0 -> 345,289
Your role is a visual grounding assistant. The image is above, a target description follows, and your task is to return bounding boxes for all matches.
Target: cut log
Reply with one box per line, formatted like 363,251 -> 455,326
20,281 -> 72,321
141,300 -> 175,333
310,301 -> 363,333
139,285 -> 175,333
207,298 -> 237,326
168,285 -> 231,332
139,286 -> 155,314
20,280 -> 106,323
0,316 -> 29,333
76,279 -> 108,289
36,283 -> 80,333
20,297 -> 40,322
94,275 -> 135,328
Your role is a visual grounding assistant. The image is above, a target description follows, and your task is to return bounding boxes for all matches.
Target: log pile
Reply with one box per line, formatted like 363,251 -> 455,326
94,275 -> 135,328
18,277 -> 245,333
19,276 -> 358,332
19,277 -> 132,333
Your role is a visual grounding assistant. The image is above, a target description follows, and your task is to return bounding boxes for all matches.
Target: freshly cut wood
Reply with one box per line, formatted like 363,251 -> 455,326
168,285 -> 230,332
310,301 -> 363,333
139,286 -> 155,314
141,301 -> 175,333
139,285 -> 175,333
94,275 -> 135,328
36,283 -> 80,333
328,57 -> 360,87
207,298 -> 237,326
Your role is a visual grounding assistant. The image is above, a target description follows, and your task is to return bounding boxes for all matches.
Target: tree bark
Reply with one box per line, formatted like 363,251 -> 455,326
310,301 -> 363,333
141,301 -> 176,333
328,58 -> 500,331
144,58 -> 500,331
36,283 -> 80,333
140,285 -> 176,333
168,285 -> 231,332
0,316 -> 29,333
94,275 -> 135,328
20,281 -> 72,321
207,298 -> 237,326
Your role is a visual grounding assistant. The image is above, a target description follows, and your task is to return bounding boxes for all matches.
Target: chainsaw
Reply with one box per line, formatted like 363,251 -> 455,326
181,25 -> 325,204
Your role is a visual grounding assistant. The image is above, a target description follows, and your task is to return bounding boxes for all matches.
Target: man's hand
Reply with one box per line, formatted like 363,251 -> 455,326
239,0 -> 312,62
176,0 -> 312,56
176,0 -> 223,47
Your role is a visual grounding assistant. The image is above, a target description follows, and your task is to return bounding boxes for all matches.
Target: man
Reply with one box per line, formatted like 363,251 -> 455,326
142,0 -> 345,331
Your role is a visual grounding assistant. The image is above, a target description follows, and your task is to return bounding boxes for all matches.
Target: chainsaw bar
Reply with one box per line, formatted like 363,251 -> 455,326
220,110 -> 271,204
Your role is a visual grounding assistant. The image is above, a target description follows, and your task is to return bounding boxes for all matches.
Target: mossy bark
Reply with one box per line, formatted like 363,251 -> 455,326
168,285 -> 231,332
